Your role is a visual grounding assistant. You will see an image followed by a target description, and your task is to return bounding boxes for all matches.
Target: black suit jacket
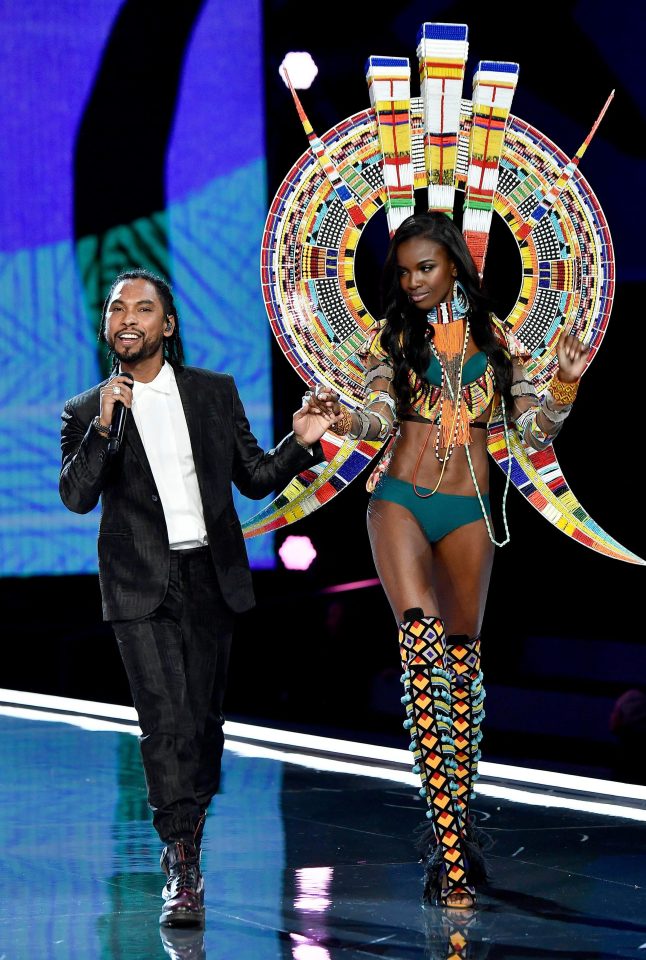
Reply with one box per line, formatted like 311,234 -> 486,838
59,365 -> 323,621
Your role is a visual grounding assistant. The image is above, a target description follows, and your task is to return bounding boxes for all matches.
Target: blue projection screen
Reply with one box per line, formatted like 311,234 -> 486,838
0,1 -> 275,575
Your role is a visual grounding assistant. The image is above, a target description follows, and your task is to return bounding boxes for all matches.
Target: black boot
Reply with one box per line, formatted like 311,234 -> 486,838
159,841 -> 205,928
160,927 -> 206,959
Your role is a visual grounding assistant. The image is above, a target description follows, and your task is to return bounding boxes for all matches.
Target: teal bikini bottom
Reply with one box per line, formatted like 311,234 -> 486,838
370,475 -> 490,543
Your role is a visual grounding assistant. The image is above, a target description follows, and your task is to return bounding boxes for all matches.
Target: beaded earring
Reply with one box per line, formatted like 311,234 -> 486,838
426,279 -> 470,327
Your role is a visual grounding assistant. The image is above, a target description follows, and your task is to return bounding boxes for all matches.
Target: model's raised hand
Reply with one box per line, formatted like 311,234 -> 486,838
556,331 -> 589,384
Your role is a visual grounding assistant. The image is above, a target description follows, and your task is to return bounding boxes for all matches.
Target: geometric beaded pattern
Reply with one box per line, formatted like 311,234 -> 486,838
366,56 -> 415,237
462,60 -> 519,276
486,418 -> 644,564
241,19 -> 639,566
240,432 -> 383,538
398,615 -> 470,896
445,635 -> 484,829
417,21 -> 469,217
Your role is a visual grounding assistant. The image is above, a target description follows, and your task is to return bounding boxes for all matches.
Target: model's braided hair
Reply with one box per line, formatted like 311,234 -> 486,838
99,267 -> 185,370
379,212 -> 512,413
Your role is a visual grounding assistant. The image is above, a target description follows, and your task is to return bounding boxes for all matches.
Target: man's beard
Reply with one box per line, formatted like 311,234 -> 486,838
111,333 -> 164,365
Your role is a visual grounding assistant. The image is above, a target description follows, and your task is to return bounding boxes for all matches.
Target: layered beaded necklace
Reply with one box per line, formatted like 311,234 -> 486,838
429,318 -> 470,464
409,281 -> 512,545
465,408 -> 512,548
412,282 -> 471,498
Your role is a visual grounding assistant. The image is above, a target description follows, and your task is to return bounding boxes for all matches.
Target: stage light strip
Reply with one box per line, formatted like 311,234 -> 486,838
0,704 -> 138,733
2,688 -> 646,812
0,687 -> 138,721
319,577 -> 380,594
223,740 -> 646,823
225,719 -> 646,803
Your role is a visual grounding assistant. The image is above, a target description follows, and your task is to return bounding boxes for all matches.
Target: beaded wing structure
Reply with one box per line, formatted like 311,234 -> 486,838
242,21 -> 643,565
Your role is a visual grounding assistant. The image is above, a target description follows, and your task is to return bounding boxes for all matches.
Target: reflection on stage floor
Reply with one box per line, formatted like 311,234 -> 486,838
1,688 -> 646,959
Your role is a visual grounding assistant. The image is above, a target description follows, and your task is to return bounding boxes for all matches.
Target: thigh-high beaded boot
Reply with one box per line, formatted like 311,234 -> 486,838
445,634 -> 489,881
423,904 -> 493,959
398,609 -> 475,906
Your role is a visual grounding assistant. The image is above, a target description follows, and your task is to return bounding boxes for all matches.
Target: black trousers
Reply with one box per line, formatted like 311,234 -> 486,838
112,546 -> 234,842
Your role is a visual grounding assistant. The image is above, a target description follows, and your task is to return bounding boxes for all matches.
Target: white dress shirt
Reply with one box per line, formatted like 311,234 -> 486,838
129,362 -> 208,549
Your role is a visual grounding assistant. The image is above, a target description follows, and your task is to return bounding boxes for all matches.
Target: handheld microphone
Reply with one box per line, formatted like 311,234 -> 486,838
107,371 -> 134,455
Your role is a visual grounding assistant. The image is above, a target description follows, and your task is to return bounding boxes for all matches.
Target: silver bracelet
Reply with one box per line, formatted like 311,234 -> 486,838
348,410 -> 372,440
542,390 -> 573,423
92,416 -> 110,438
510,380 -> 538,399
365,363 -> 393,388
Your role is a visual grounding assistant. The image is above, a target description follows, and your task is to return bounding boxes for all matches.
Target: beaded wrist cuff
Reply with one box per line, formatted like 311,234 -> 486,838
548,374 -> 579,405
329,405 -> 354,436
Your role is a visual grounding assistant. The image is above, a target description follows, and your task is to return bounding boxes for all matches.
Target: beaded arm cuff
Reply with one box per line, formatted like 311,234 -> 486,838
511,361 -> 579,450
541,392 -> 572,425
328,396 -> 396,441
365,363 -> 393,388
328,406 -> 354,436
351,388 -> 396,441
510,378 -> 537,400
547,373 -> 579,405
349,408 -> 392,441
330,349 -> 397,441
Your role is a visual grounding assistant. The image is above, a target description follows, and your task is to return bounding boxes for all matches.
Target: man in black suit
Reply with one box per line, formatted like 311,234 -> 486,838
59,268 -> 337,928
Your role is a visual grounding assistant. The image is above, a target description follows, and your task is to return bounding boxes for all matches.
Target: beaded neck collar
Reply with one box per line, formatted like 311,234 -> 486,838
426,280 -> 470,326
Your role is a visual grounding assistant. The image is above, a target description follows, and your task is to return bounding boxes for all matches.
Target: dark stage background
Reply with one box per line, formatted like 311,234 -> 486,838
2,1 -> 645,782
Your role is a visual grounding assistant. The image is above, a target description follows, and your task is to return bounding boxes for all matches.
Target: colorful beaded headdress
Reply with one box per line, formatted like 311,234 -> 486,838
242,21 -> 644,566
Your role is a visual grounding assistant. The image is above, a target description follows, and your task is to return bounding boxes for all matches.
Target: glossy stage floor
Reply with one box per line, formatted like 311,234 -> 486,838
2,689 -> 646,959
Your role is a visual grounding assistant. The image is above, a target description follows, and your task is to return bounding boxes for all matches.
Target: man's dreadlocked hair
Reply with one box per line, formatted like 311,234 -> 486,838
99,267 -> 185,370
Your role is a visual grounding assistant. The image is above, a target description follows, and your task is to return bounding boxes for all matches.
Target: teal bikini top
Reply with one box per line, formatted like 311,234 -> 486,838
426,350 -> 488,387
